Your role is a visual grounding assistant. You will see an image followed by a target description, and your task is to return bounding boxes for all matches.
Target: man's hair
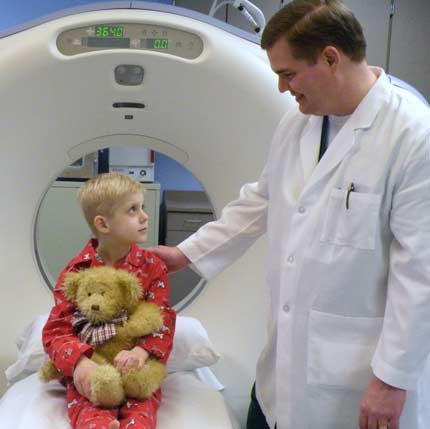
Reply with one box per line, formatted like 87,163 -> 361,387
78,172 -> 144,234
261,0 -> 366,64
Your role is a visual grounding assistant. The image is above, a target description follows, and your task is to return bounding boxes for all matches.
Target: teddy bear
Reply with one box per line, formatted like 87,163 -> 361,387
39,266 -> 167,408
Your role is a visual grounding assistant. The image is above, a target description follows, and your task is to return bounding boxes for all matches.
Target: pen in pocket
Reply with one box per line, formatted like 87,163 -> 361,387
346,182 -> 355,210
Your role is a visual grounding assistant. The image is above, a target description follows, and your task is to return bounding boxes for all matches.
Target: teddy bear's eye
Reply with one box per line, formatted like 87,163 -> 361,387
101,291 -> 105,296
88,292 -> 92,297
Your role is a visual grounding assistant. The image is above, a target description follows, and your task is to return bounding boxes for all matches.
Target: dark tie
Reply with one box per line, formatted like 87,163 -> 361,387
318,115 -> 330,161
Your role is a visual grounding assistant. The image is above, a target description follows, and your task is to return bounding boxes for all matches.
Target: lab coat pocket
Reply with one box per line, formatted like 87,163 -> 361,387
320,188 -> 381,250
307,310 -> 383,390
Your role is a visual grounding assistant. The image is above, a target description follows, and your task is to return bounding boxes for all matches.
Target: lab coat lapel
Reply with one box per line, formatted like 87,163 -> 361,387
301,69 -> 390,193
307,119 -> 357,187
299,115 -> 321,182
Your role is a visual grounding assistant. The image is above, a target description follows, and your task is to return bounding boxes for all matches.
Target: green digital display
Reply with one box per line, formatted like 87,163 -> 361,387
95,25 -> 125,38
145,38 -> 169,49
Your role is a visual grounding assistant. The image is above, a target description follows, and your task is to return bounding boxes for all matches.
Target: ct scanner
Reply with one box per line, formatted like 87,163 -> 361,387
0,0 -> 292,425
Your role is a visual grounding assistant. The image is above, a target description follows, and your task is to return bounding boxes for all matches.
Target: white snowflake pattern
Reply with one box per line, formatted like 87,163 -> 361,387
125,401 -> 138,409
67,398 -> 78,409
125,418 -> 137,428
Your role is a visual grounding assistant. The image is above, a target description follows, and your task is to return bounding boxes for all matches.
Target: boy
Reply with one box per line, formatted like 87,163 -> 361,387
42,172 -> 176,429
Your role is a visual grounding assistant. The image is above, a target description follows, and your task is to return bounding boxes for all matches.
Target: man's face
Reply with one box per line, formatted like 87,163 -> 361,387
267,37 -> 333,115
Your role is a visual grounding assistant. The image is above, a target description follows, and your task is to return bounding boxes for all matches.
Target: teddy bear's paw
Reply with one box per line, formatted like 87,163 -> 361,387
122,358 -> 167,400
38,360 -> 62,383
120,302 -> 164,339
90,364 -> 125,408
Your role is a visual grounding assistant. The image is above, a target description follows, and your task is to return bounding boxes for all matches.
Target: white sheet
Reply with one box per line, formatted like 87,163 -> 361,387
0,372 -> 240,429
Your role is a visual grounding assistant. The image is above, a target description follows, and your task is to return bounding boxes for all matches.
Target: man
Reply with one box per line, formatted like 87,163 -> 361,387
151,1 -> 430,428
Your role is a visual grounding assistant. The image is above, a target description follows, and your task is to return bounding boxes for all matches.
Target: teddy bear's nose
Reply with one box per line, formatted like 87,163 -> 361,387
91,304 -> 100,311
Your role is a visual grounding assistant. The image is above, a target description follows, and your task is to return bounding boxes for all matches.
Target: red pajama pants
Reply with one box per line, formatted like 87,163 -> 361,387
66,381 -> 161,429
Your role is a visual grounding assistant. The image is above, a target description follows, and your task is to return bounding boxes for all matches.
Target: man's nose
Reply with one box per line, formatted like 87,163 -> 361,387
278,78 -> 289,93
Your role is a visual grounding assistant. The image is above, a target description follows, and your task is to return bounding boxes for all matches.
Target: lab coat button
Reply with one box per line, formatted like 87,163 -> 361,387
283,303 -> 290,313
298,206 -> 306,214
287,255 -> 294,263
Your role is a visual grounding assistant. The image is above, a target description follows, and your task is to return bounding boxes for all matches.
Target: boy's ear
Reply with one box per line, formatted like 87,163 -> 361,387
62,271 -> 83,302
93,215 -> 109,234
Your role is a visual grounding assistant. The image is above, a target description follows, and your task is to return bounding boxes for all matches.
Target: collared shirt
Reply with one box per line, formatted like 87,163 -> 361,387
42,238 -> 176,378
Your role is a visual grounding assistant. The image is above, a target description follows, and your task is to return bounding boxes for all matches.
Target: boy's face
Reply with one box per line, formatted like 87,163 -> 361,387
104,191 -> 149,245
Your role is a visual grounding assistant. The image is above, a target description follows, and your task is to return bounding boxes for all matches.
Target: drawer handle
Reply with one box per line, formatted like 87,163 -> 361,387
183,219 -> 204,224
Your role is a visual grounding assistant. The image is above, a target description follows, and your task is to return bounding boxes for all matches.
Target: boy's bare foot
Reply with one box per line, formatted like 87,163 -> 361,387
108,420 -> 120,429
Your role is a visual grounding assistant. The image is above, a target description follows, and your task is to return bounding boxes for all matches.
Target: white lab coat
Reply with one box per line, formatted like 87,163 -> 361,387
179,69 -> 430,428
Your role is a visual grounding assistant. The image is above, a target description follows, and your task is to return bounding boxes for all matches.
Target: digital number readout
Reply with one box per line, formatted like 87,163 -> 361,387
95,25 -> 125,38
145,38 -> 169,49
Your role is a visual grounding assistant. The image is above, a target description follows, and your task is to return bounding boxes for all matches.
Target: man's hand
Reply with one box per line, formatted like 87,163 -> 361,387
359,375 -> 406,429
114,346 -> 149,374
73,355 -> 98,400
148,245 -> 191,273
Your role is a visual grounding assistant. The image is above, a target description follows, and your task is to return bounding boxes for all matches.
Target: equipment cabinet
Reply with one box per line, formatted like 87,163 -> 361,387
162,190 -> 214,308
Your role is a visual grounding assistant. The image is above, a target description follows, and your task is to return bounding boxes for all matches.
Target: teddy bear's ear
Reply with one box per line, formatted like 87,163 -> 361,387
62,271 -> 83,302
115,270 -> 143,307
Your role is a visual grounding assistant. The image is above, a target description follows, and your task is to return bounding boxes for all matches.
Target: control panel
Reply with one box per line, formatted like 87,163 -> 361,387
57,23 -> 204,59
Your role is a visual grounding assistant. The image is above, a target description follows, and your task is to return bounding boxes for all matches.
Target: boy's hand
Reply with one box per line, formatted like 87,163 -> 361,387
73,355 -> 98,400
114,347 -> 149,374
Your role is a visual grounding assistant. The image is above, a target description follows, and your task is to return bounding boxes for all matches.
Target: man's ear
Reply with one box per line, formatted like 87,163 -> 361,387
322,45 -> 340,68
94,215 -> 110,234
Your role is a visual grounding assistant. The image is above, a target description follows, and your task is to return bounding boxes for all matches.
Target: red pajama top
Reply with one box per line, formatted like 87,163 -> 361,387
42,238 -> 176,378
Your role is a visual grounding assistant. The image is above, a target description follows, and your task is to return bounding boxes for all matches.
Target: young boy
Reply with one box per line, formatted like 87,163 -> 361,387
42,172 -> 176,429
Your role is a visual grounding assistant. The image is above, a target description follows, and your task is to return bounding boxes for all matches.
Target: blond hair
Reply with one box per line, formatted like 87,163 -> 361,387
261,0 -> 366,64
78,172 -> 144,234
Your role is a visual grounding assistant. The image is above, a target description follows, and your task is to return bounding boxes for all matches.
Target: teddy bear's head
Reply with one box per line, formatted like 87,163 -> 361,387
62,266 -> 142,324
